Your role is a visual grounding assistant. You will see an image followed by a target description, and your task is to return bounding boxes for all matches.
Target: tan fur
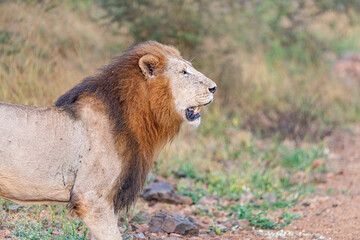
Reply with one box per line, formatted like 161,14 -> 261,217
0,41 -> 216,240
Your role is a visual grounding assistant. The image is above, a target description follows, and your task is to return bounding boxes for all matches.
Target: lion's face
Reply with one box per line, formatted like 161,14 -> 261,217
165,57 -> 217,127
137,43 -> 216,128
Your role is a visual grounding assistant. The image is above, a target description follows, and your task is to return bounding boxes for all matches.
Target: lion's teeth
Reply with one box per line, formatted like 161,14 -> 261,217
194,107 -> 201,114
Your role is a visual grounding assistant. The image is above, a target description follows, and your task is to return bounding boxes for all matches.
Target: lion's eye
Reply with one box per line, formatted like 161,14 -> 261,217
182,69 -> 189,75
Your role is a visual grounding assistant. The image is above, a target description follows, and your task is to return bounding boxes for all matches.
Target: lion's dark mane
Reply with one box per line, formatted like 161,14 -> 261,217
56,41 -> 182,213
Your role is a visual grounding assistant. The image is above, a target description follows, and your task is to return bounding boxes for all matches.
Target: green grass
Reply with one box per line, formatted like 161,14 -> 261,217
168,127 -> 324,201
0,201 -> 142,239
177,181 -> 207,204
231,205 -> 278,229
0,201 -> 90,240
11,219 -> 89,240
280,146 -> 324,171
279,211 -> 300,227
156,121 -> 328,231
229,205 -> 300,230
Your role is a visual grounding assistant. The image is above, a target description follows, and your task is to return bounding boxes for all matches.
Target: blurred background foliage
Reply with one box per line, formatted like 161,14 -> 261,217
98,0 -> 360,141
2,0 -> 360,141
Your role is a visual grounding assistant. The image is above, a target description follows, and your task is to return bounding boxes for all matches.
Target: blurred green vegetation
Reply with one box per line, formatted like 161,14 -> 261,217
2,0 -> 360,139
97,0 -> 360,140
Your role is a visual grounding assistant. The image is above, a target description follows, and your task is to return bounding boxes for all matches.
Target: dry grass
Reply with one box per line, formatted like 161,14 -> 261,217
1,1 -> 359,140
0,1 -> 124,106
199,34 -> 360,140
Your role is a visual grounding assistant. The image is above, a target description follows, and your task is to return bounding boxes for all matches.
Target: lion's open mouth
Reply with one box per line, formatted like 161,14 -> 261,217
185,100 -> 213,122
186,107 -> 201,121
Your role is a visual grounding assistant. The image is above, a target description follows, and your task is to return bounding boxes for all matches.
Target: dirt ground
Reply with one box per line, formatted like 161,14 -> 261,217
246,125 -> 360,240
285,125 -> 360,240
143,126 -> 360,240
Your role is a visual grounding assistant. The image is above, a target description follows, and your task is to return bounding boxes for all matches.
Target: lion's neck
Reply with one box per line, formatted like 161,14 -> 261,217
123,76 -> 182,162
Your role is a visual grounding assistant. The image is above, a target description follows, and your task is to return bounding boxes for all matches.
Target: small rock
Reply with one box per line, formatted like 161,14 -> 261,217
218,225 -> 228,232
293,205 -> 301,211
7,204 -> 21,211
185,216 -> 205,229
165,211 -> 183,219
224,219 -> 249,229
132,232 -> 146,239
179,196 -> 193,205
224,220 -> 236,228
149,213 -> 166,233
148,236 -> 162,240
316,209 -> 325,216
326,172 -> 336,179
171,168 -> 186,178
237,219 -> 251,229
51,229 -> 63,235
149,212 -> 199,236
311,172 -> 327,183
131,224 -> 138,231
312,158 -> 325,169
169,233 -> 184,237
135,225 -> 148,234
197,196 -> 218,207
142,182 -> 191,205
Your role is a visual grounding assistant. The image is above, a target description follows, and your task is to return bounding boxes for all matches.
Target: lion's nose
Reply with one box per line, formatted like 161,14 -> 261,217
208,86 -> 217,94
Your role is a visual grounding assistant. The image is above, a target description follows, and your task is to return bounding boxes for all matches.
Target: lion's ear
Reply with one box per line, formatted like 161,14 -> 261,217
139,54 -> 160,79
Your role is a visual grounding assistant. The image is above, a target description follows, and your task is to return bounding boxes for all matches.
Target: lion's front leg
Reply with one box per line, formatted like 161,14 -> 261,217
68,192 -> 122,240
82,207 -> 121,240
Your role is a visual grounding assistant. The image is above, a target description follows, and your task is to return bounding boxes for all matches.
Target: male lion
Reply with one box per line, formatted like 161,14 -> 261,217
0,41 -> 216,239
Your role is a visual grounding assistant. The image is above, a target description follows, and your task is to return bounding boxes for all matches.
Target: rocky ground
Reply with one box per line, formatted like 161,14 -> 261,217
1,126 -> 360,240
125,126 -> 360,240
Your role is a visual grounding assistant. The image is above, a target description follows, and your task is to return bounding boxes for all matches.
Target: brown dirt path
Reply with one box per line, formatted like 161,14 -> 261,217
284,125 -> 360,240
